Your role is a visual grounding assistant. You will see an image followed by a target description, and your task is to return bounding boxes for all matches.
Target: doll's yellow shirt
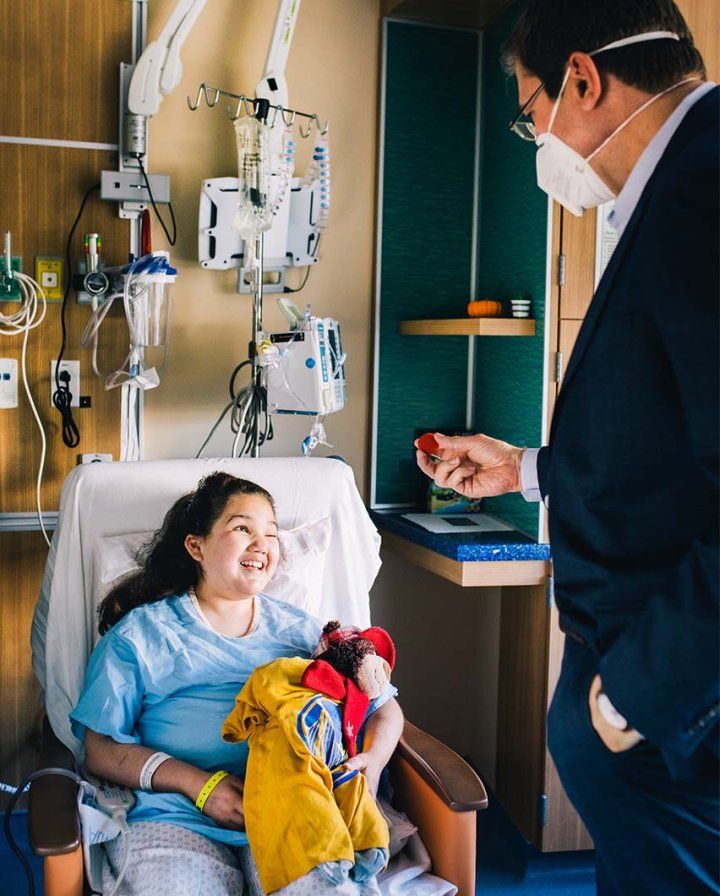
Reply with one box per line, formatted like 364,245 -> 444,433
222,656 -> 389,894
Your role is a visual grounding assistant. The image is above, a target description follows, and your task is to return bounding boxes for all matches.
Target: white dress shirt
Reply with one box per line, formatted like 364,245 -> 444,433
521,80 -> 717,504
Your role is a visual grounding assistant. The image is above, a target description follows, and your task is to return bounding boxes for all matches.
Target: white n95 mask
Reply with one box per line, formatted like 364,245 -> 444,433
535,30 -> 695,216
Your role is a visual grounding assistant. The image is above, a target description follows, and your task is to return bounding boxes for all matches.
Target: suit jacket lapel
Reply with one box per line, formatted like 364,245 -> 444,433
550,87 -> 719,435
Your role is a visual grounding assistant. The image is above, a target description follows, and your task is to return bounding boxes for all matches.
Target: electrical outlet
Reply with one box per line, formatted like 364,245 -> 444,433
79,453 -> 113,464
0,358 -> 18,408
50,360 -> 80,408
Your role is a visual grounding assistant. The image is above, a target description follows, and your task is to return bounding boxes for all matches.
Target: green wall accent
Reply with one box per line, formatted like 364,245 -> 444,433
473,5 -> 548,538
375,22 -> 480,506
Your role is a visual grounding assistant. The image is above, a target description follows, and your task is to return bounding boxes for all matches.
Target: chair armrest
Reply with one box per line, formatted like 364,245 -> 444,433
28,718 -> 81,856
393,720 -> 488,812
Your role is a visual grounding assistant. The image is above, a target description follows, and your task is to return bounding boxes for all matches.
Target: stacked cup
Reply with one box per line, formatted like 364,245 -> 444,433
511,298 -> 532,318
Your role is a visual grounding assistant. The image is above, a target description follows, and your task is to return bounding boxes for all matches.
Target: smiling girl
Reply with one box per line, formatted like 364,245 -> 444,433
70,472 -> 402,895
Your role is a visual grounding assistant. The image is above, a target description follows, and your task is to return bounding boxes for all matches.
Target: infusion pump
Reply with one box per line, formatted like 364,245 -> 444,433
265,317 -> 346,416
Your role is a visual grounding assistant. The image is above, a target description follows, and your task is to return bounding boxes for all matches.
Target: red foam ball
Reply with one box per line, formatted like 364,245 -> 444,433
417,433 -> 440,457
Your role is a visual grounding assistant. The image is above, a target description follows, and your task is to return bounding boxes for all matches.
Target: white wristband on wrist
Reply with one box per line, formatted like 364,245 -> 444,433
139,751 -> 171,791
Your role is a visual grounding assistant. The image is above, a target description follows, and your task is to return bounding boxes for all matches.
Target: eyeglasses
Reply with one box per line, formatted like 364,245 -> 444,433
508,81 -> 545,141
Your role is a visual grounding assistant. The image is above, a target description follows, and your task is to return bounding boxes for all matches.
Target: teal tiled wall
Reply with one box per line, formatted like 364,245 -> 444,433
374,22 -> 480,506
472,5 -> 548,538
374,13 -> 548,533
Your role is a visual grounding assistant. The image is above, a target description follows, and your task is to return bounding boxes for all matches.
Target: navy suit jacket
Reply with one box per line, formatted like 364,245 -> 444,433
538,87 -> 719,762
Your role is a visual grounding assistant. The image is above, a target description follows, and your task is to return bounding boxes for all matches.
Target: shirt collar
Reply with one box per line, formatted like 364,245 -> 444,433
608,81 -> 716,235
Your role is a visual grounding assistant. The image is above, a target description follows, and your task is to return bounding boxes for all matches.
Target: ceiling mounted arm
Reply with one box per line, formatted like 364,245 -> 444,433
256,0 -> 302,111
128,0 -> 209,117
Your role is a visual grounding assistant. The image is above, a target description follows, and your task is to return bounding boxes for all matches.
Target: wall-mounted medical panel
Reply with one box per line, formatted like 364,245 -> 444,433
0,144 -> 129,511
372,20 -> 480,507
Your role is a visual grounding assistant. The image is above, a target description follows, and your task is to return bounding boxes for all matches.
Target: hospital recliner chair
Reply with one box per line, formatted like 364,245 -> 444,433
27,457 -> 487,896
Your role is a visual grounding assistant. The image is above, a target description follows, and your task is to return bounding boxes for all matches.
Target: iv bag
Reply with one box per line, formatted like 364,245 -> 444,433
232,116 -> 274,242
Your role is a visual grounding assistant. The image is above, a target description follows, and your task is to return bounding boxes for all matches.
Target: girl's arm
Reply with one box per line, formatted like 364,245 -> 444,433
343,697 -> 404,797
84,730 -> 246,830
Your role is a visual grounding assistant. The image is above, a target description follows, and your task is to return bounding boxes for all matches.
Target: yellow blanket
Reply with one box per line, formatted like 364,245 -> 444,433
222,656 -> 389,894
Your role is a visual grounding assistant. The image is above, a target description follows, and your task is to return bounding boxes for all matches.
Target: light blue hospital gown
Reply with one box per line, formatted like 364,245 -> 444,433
70,592 -> 396,896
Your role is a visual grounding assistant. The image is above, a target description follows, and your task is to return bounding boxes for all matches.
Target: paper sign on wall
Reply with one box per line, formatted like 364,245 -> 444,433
595,201 -> 619,288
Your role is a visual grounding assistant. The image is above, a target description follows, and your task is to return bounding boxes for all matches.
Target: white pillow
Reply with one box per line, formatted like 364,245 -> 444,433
92,517 -> 332,616
267,518 -> 331,616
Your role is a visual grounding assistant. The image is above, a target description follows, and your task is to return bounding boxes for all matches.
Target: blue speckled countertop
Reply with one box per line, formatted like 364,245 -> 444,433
371,511 -> 551,562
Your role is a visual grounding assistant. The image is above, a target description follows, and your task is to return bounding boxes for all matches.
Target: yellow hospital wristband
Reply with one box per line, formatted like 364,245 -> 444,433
195,770 -> 229,813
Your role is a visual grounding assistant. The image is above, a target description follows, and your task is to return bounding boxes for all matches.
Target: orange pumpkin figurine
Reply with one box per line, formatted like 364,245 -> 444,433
467,299 -> 503,318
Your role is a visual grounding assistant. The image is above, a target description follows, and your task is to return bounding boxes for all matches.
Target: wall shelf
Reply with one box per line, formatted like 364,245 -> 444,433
380,530 -> 549,587
399,318 -> 536,337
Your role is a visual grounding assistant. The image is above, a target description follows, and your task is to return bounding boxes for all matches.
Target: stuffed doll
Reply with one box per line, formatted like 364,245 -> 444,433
222,621 -> 396,895
301,620 -> 396,757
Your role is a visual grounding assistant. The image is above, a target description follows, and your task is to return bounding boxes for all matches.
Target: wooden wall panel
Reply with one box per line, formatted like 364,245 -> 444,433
558,318 -> 582,390
680,0 -> 720,81
0,533 -> 46,809
0,0 -> 132,808
495,585 -> 550,847
0,144 -> 129,511
558,209 -> 597,321
2,0 -> 131,143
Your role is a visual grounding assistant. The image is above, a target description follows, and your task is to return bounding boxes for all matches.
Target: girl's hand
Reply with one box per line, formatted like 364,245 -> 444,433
343,752 -> 384,799
199,774 -> 246,830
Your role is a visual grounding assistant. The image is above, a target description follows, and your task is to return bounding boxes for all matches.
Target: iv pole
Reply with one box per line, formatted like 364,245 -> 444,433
245,0 -> 302,456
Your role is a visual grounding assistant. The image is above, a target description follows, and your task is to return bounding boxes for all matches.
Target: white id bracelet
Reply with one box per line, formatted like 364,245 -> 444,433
139,752 -> 172,791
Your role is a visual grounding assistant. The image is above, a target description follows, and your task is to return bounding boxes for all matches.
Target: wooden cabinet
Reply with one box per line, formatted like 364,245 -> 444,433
495,588 -> 592,850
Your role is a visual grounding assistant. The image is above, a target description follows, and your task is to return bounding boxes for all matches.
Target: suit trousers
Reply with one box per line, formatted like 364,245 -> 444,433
548,638 -> 720,896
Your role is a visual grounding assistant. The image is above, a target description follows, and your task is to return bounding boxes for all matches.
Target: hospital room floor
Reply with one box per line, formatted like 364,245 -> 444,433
3,800 -> 597,896
474,786 -> 596,895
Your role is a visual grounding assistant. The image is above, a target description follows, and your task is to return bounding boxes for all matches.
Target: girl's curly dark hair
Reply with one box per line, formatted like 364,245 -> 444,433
97,472 -> 275,634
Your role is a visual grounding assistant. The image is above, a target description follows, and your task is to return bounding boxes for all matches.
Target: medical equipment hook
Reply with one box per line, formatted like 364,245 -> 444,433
187,83 -> 329,135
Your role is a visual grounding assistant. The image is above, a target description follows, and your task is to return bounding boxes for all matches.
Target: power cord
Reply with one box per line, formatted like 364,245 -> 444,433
196,358 -> 273,458
137,157 -> 177,247
54,182 -> 100,448
283,265 -> 311,294
283,235 -> 321,294
53,369 -> 79,448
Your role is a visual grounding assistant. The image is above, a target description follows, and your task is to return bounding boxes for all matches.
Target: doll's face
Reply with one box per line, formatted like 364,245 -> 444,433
355,653 -> 391,700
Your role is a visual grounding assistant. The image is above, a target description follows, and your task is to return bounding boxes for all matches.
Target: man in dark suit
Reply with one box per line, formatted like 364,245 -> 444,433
416,1 -> 718,893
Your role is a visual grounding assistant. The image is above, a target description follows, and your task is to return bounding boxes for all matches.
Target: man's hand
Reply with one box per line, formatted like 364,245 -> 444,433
415,432 -> 524,499
588,675 -> 644,753
343,752 -> 384,798
199,773 -> 246,830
